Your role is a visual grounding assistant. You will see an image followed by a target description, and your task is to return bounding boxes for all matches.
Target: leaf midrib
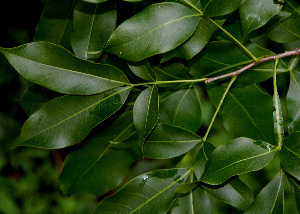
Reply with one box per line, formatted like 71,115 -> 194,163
2,50 -> 128,85
21,87 -> 130,142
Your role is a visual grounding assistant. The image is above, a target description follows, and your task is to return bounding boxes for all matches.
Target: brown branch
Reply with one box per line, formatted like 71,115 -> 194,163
204,48 -> 300,84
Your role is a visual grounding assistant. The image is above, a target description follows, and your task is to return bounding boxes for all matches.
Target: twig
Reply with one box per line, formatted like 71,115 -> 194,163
205,48 -> 300,84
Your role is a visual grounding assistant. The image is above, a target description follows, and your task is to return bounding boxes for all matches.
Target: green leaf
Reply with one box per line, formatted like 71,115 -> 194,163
286,173 -> 300,213
0,42 -> 130,95
244,171 -> 284,214
72,1 -> 117,61
34,0 -> 76,50
105,2 -> 201,61
194,142 -> 216,179
15,87 -> 130,149
95,169 -> 190,213
159,85 -> 202,132
267,0 -> 300,43
161,18 -> 225,61
201,138 -> 277,185
189,41 -> 287,87
174,181 -> 201,194
126,123 -> 202,159
239,0 -> 281,37
128,60 -> 156,81
83,0 -> 108,3
59,111 -> 136,195
287,71 -> 300,133
207,83 -> 275,144
202,177 -> 254,211
133,85 -> 159,148
280,131 -> 300,180
202,0 -> 246,17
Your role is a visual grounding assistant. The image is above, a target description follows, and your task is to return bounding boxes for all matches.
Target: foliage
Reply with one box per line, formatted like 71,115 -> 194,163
1,0 -> 300,213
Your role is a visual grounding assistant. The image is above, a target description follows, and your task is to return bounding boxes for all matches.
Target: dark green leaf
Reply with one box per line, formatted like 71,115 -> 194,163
286,173 -> 300,213
203,177 -> 254,211
126,123 -> 202,159
202,0 -> 246,17
280,132 -> 300,180
244,171 -> 284,214
287,71 -> 300,133
161,18 -> 225,61
201,138 -> 277,185
95,169 -> 190,213
34,0 -> 76,50
239,0 -> 281,37
15,87 -> 130,149
72,1 -> 117,61
207,83 -> 275,144
128,60 -> 156,81
133,85 -> 159,148
189,41 -> 287,87
194,142 -> 216,179
59,111 -> 136,195
260,11 -> 291,33
105,2 -> 201,61
174,181 -> 200,194
159,85 -> 202,132
0,42 -> 130,95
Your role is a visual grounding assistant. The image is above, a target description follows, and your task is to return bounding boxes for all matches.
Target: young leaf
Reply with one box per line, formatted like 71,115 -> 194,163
194,142 -> 216,179
15,87 -> 130,149
159,86 -> 202,132
207,83 -> 275,144
201,0 -> 246,17
202,177 -> 254,211
95,169 -> 190,213
59,111 -> 136,196
34,0 -> 76,50
201,138 -> 277,185
71,1 -> 117,61
280,132 -> 300,180
161,18 -> 225,61
244,171 -> 284,214
128,60 -> 156,81
133,85 -> 159,149
0,42 -> 130,95
189,41 -> 287,87
239,0 -> 281,37
286,173 -> 300,213
105,2 -> 201,61
126,123 -> 202,159
287,71 -> 300,133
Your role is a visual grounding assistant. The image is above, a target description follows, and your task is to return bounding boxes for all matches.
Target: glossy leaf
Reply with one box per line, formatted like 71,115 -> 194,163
287,71 -> 300,133
161,18 -> 224,61
133,85 -> 159,148
202,0 -> 246,17
126,123 -> 202,159
286,173 -> 300,213
159,86 -> 202,132
34,0 -> 75,50
72,1 -> 117,60
15,87 -> 130,149
207,83 -> 275,144
95,169 -> 190,213
59,111 -> 136,195
203,178 -> 254,211
194,142 -> 216,179
128,60 -> 156,81
201,138 -> 277,185
105,2 -> 201,61
280,132 -> 300,180
0,42 -> 130,95
189,41 -> 287,87
170,184 -> 214,214
244,171 -> 284,214
239,0 -> 281,37
267,0 -> 300,43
